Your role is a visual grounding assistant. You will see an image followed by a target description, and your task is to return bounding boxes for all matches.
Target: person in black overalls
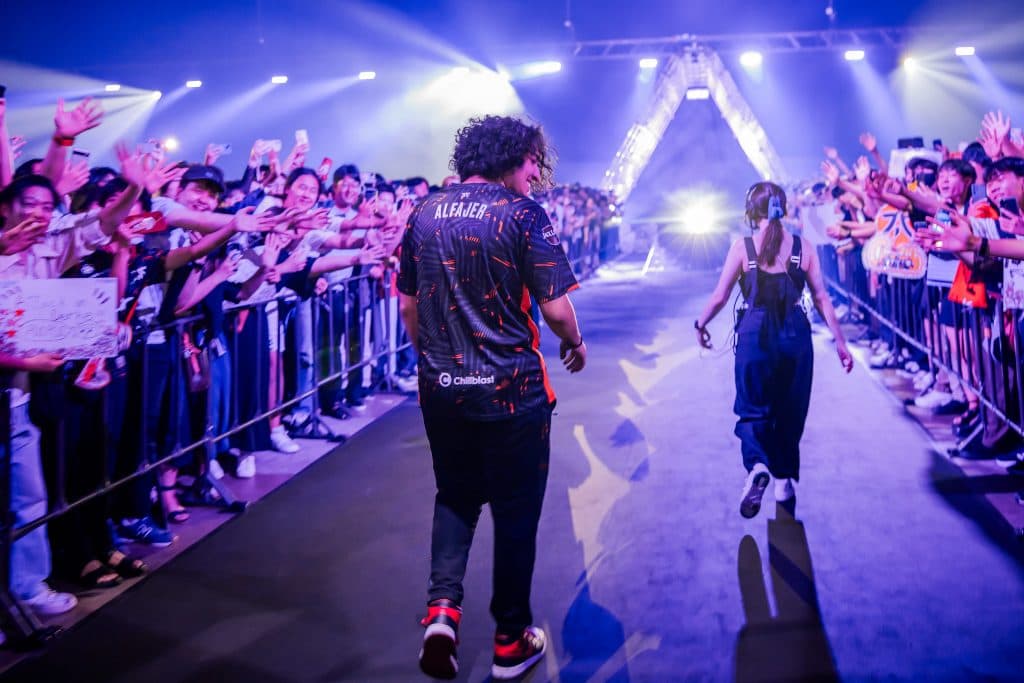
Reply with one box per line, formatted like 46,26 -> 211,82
695,182 -> 853,518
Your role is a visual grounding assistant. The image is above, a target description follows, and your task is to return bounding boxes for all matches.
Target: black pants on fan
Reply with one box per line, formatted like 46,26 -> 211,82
422,404 -> 552,637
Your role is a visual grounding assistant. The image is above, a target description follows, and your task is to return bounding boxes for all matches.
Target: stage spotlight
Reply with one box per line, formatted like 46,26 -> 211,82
685,86 -> 711,100
358,71 -> 377,80
903,57 -> 918,72
186,80 -> 202,88
451,66 -> 471,75
739,51 -> 763,68
523,60 -> 562,77
844,50 -> 866,62
163,136 -> 180,152
639,58 -> 659,69
955,46 -> 976,57
152,90 -> 163,100
105,84 -> 121,92
271,75 -> 288,84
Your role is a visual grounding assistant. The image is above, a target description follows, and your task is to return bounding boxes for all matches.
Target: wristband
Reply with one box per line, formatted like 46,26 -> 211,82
567,336 -> 584,350
53,135 -> 75,147
694,320 -> 706,331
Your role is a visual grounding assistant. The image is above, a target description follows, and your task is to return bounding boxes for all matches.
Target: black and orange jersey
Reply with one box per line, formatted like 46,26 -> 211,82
397,182 -> 578,420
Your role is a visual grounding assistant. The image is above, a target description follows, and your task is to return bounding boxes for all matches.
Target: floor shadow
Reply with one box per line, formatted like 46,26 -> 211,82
927,451 -> 1024,573
734,501 -> 841,683
559,580 -> 630,682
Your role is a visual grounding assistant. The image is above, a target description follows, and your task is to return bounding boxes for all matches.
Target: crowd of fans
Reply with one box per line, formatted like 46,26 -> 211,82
0,96 -> 619,621
791,110 -> 1024,478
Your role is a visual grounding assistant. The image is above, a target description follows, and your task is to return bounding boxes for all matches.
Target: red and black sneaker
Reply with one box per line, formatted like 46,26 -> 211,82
418,598 -> 462,680
491,625 -> 547,680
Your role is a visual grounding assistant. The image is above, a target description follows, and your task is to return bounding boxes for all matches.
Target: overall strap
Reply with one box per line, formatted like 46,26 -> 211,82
787,236 -> 803,277
743,237 -> 758,270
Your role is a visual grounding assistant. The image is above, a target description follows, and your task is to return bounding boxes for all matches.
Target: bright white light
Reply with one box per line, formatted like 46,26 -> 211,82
955,46 -> 976,57
162,136 -> 180,152
739,51 -> 763,68
639,58 -> 659,69
271,75 -> 288,84
844,50 -> 866,62
186,80 -> 203,88
451,66 -> 471,75
523,60 -> 562,77
358,71 -> 377,81
903,57 -> 917,72
152,91 -> 163,100
685,87 -> 711,100
105,84 -> 121,92
681,202 -> 720,234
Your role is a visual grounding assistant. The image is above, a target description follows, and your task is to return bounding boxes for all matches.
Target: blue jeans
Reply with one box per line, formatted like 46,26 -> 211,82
208,342 -> 232,456
8,402 -> 51,600
292,300 -> 315,414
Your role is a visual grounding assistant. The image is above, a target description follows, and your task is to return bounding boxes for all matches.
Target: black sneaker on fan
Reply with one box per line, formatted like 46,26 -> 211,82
418,598 -> 462,680
491,625 -> 547,680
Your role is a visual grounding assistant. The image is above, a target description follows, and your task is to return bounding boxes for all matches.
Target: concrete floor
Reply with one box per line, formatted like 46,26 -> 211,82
5,263 -> 1023,682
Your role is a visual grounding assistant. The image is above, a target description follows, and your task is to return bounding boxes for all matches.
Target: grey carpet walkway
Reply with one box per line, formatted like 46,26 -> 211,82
5,265 -> 1023,683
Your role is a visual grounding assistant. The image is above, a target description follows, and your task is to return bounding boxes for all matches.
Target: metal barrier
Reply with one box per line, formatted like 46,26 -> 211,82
821,244 -> 1023,451
0,223 -> 615,646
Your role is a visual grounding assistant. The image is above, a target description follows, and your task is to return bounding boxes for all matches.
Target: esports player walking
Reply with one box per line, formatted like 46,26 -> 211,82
398,116 -> 586,680
695,182 -> 852,518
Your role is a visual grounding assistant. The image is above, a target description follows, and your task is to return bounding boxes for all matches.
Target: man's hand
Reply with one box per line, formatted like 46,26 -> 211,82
116,142 -> 148,188
821,160 -> 839,187
54,97 -> 103,139
915,211 -> 973,252
0,218 -> 48,255
204,143 -> 228,167
357,242 -> 388,265
55,158 -> 90,196
231,207 -> 282,233
823,146 -> 839,160
261,231 -> 289,268
293,208 -> 329,232
859,132 -> 877,153
999,207 -> 1024,236
283,142 -> 309,174
559,338 -> 586,373
145,161 -> 185,194
24,353 -> 65,373
982,110 -> 1011,147
854,156 -> 871,182
10,135 -> 26,161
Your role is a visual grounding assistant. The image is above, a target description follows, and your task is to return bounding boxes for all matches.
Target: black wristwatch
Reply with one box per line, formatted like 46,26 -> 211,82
694,320 -> 705,331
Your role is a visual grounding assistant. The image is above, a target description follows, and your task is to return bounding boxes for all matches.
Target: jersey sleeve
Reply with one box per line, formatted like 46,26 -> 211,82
396,207 -> 422,296
518,202 -> 579,304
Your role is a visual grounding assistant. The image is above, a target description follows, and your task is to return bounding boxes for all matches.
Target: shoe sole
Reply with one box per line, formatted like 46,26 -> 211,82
740,472 -> 770,519
491,642 -> 546,680
419,625 -> 458,680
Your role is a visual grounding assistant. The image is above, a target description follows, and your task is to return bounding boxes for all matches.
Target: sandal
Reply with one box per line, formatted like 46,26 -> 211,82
105,550 -> 147,578
79,560 -> 123,589
953,403 -> 980,427
157,485 -> 191,524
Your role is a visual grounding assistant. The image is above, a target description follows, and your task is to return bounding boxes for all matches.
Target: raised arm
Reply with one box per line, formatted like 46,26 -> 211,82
40,97 -> 104,185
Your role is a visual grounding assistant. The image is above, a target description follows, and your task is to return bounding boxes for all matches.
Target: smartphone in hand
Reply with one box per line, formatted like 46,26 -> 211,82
295,129 -> 309,146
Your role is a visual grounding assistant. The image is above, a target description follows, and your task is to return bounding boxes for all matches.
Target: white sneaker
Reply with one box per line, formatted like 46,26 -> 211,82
394,375 -> 419,393
236,454 -> 256,479
24,586 -> 77,616
208,458 -> 225,480
740,463 -> 771,519
913,388 -> 953,410
774,478 -> 795,502
270,427 -> 300,454
913,371 -> 934,391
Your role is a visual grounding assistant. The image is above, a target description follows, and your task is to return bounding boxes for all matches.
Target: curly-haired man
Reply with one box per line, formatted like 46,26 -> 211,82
399,115 -> 586,680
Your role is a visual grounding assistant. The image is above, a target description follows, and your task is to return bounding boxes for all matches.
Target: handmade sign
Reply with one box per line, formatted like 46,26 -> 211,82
861,204 -> 926,279
0,278 -> 118,359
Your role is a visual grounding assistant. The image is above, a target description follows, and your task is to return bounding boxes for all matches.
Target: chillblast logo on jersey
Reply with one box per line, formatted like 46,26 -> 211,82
542,223 -> 560,246
438,372 -> 495,388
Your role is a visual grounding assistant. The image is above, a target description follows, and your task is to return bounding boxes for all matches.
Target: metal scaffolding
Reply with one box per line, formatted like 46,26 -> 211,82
602,46 -> 788,202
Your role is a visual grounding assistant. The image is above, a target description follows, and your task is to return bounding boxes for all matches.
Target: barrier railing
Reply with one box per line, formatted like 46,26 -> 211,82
820,244 -> 1023,450
0,222 -> 616,646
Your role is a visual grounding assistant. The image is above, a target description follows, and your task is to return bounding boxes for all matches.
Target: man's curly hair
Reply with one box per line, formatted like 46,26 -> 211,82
450,115 -> 556,191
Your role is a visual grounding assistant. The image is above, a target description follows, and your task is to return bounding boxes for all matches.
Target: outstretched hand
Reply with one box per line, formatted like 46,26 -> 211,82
55,97 -> 103,138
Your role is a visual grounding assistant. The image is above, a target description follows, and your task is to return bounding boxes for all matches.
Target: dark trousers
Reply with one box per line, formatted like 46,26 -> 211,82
422,405 -> 552,636
734,327 -> 813,481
